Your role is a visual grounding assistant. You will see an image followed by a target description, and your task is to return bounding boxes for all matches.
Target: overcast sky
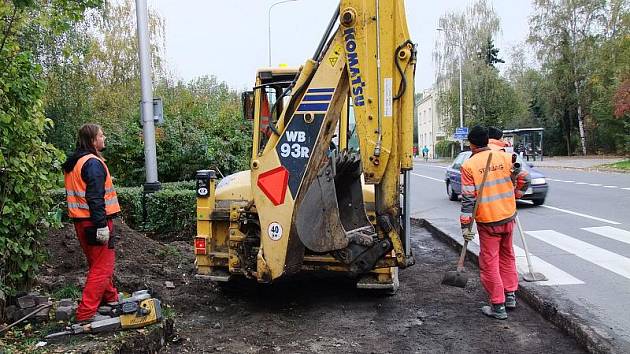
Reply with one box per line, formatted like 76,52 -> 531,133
146,0 -> 533,92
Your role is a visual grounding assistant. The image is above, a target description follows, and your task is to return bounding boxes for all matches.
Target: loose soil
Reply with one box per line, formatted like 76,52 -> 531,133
29,220 -> 583,353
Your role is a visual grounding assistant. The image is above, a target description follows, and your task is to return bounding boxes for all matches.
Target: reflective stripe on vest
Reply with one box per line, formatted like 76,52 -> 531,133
64,154 -> 121,219
462,150 -> 516,223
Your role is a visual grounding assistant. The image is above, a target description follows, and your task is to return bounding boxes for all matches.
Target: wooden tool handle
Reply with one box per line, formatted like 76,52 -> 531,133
468,152 -> 493,232
458,152 -> 493,271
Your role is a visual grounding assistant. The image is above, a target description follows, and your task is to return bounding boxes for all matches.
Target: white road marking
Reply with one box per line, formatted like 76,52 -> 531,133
469,238 -> 584,286
540,205 -> 621,225
527,230 -> 630,280
582,226 -> 630,246
513,245 -> 584,286
411,173 -> 443,182
413,163 -> 448,170
546,179 -> 628,191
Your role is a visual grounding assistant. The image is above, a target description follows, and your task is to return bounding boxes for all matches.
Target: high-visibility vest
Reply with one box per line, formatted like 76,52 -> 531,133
64,154 -> 121,219
461,149 -> 515,224
488,138 -> 510,151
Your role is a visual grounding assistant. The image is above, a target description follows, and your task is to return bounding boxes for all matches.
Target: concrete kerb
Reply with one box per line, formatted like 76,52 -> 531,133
412,217 -> 617,354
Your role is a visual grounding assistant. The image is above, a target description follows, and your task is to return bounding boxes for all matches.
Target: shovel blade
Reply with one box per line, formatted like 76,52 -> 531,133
441,270 -> 468,288
522,272 -> 547,282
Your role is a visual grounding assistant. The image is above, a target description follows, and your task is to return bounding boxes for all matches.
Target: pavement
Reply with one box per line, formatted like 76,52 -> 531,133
410,156 -> 630,354
527,156 -> 627,170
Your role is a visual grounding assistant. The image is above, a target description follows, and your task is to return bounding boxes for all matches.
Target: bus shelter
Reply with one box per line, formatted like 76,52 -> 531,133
502,128 -> 544,161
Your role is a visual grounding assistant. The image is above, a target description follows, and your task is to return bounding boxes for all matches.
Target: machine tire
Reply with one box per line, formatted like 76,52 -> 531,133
446,182 -> 458,201
532,198 -> 545,206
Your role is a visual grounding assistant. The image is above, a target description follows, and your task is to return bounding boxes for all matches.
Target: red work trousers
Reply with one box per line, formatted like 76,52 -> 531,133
477,220 -> 518,305
73,219 -> 118,321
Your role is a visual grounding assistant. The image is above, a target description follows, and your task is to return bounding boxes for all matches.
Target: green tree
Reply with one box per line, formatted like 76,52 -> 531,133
529,0 -> 629,155
480,37 -> 505,68
433,0 -> 522,133
0,0 -> 100,303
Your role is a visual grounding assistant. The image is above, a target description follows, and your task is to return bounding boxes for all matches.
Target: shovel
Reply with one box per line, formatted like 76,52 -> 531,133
442,152 -> 493,288
515,215 -> 547,282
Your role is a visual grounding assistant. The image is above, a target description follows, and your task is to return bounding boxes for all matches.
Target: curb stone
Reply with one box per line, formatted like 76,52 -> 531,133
413,217 -> 621,354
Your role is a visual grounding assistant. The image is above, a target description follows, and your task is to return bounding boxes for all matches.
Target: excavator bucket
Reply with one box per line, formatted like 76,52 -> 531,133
296,152 -> 387,273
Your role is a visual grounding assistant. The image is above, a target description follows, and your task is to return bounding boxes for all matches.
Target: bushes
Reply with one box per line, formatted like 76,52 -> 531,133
435,140 -> 461,159
49,181 -> 197,240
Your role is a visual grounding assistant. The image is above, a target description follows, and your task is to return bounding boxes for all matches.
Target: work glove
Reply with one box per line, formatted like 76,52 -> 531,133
96,227 -> 110,245
462,228 -> 475,242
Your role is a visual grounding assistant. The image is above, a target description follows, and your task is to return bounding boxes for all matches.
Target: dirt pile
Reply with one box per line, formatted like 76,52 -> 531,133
37,219 -> 216,307
23,221 -> 584,354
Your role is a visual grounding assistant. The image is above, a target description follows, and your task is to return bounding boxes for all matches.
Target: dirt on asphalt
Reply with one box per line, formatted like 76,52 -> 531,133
32,220 -> 584,353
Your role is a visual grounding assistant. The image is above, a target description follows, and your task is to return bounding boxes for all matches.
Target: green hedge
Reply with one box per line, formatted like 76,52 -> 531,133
435,140 -> 461,159
49,181 -> 196,240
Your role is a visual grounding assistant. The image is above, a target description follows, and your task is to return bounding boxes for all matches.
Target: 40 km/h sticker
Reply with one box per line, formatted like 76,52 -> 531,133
268,222 -> 283,241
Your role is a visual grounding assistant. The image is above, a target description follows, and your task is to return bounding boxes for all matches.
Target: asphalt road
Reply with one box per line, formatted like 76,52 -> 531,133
408,159 -> 630,350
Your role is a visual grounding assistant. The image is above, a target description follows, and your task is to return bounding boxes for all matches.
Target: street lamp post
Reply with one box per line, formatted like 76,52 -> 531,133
437,28 -> 464,150
268,0 -> 298,67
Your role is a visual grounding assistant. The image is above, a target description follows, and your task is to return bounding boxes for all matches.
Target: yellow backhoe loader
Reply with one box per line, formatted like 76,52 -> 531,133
194,0 -> 416,291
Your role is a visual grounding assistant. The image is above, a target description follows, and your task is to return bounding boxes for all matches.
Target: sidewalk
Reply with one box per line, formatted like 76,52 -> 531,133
527,156 -> 626,170
413,157 -> 451,164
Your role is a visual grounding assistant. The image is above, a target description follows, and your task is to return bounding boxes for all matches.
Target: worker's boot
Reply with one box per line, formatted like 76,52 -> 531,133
481,303 -> 508,320
505,292 -> 517,310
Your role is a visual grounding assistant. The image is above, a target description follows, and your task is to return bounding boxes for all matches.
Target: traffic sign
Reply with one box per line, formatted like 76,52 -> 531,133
455,127 -> 468,135
453,134 -> 467,140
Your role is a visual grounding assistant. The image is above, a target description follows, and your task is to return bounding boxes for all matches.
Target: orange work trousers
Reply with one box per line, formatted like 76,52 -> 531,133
73,219 -> 118,321
477,220 -> 518,305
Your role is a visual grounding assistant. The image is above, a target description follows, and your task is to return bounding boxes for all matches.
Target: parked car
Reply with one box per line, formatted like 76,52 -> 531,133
444,151 -> 549,205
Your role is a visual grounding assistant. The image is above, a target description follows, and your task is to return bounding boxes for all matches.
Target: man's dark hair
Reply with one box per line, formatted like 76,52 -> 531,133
488,126 -> 503,140
467,125 -> 488,147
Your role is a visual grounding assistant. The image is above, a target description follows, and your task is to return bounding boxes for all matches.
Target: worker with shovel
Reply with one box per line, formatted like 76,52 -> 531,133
460,126 -> 531,320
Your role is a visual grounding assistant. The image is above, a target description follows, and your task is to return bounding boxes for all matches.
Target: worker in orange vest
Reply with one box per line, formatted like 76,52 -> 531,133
62,123 -> 121,322
460,126 -> 530,319
488,126 -> 510,151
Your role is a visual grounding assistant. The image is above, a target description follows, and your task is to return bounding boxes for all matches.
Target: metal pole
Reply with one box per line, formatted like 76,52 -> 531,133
458,53 -> 464,151
268,0 -> 297,67
135,0 -> 160,191
403,170 -> 411,257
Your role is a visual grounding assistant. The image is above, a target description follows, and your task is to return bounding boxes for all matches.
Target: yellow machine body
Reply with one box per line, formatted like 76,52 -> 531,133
194,0 -> 416,290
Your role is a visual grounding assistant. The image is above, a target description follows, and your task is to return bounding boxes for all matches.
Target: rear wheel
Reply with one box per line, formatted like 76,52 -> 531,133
446,182 -> 458,201
532,198 -> 545,206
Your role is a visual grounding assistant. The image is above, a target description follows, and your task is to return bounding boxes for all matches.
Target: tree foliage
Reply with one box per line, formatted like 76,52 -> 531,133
433,0 -> 521,133
0,0 -> 101,300
39,0 -> 251,186
528,0 -> 629,155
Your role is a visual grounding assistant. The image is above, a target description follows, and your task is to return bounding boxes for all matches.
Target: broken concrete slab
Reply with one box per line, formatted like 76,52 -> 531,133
59,298 -> 75,307
55,306 -> 75,321
17,295 -> 36,309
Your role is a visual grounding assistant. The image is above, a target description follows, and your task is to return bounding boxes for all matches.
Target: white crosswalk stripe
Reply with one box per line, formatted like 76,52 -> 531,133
582,226 -> 630,245
527,230 -> 630,280
469,238 -> 584,286
512,244 -> 584,286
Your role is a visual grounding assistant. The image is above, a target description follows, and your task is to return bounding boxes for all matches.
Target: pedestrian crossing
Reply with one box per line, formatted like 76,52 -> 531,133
510,225 -> 630,286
